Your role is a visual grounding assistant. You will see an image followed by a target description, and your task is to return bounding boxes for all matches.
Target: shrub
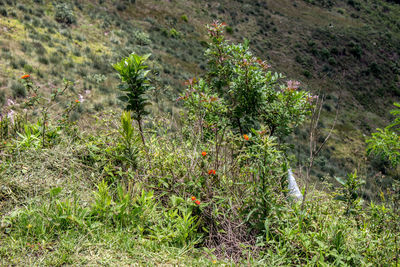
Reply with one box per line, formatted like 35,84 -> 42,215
181,14 -> 188,22
17,4 -> 26,12
334,170 -> 365,215
0,90 -> 5,106
93,102 -> 104,111
23,64 -> 34,73
54,3 -> 76,25
116,3 -> 126,11
17,58 -> 27,68
20,41 -> 32,53
10,81 -> 26,98
169,28 -> 181,38
328,57 -> 337,65
303,69 -> 312,78
49,52 -> 61,64
33,42 -> 46,55
0,8 -> 7,16
171,23 -> 316,253
10,59 -> 18,69
348,41 -> 362,58
367,102 -> 400,167
38,56 -> 49,65
134,30 -> 151,45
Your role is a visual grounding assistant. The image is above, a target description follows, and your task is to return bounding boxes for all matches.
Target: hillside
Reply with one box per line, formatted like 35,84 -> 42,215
0,0 -> 399,265
0,0 -> 399,187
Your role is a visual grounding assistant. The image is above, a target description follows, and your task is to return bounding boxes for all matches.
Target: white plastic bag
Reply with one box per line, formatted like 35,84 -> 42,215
288,169 -> 303,201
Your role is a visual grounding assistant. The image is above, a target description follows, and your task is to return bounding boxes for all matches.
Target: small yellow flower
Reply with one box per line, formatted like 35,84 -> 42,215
27,224 -> 32,229
212,260 -> 217,264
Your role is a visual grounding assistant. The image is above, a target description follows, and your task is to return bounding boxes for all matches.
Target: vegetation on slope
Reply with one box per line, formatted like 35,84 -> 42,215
0,0 -> 399,265
0,0 -> 399,192
0,19 -> 399,265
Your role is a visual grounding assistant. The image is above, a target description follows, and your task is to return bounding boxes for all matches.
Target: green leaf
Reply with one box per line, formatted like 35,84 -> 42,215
334,176 -> 346,186
334,195 -> 346,202
50,187 -> 62,198
118,95 -> 129,102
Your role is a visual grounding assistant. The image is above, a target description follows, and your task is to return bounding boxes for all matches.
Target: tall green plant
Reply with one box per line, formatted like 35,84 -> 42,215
117,111 -> 139,169
367,102 -> 400,167
113,53 -> 153,145
177,22 -> 314,240
334,170 -> 364,215
240,129 -> 287,233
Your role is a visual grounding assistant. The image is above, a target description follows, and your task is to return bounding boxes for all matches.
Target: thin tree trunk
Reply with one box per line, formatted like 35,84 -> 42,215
137,119 -> 146,146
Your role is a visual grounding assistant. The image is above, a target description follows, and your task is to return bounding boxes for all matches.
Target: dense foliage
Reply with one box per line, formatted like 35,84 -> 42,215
367,102 -> 400,167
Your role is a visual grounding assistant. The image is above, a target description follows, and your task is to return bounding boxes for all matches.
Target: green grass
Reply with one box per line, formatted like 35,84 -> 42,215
0,118 -> 397,266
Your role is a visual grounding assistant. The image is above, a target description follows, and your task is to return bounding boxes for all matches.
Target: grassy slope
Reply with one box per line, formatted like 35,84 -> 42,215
0,0 -> 398,185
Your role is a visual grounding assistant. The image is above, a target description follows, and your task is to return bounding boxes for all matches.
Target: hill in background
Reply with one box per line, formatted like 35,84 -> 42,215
0,0 -> 399,195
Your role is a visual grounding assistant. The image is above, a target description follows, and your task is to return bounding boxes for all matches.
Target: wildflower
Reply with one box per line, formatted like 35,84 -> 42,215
286,80 -> 300,91
306,95 -> 318,103
208,169 -> 216,175
75,99 -> 80,103
27,224 -> 32,229
243,134 -> 249,141
20,74 -> 30,79
201,151 -> 207,157
78,94 -> 85,103
242,58 -> 249,66
195,200 -> 200,205
191,196 -> 196,201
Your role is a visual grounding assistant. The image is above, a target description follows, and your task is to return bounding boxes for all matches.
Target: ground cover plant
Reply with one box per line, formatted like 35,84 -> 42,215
0,20 -> 399,266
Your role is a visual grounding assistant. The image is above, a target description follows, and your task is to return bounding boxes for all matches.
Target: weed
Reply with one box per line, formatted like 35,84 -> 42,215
38,56 -> 49,65
0,8 -> 7,16
23,64 -> 34,73
10,82 -> 26,98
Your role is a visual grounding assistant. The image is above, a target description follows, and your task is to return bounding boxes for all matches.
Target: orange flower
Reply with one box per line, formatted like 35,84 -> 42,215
195,200 -> 200,205
20,74 -> 30,79
191,196 -> 196,201
75,99 -> 80,103
201,151 -> 207,157
243,134 -> 249,141
208,169 -> 216,175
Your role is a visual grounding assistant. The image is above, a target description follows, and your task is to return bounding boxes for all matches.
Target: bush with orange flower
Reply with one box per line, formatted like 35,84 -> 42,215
174,22 -> 315,251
